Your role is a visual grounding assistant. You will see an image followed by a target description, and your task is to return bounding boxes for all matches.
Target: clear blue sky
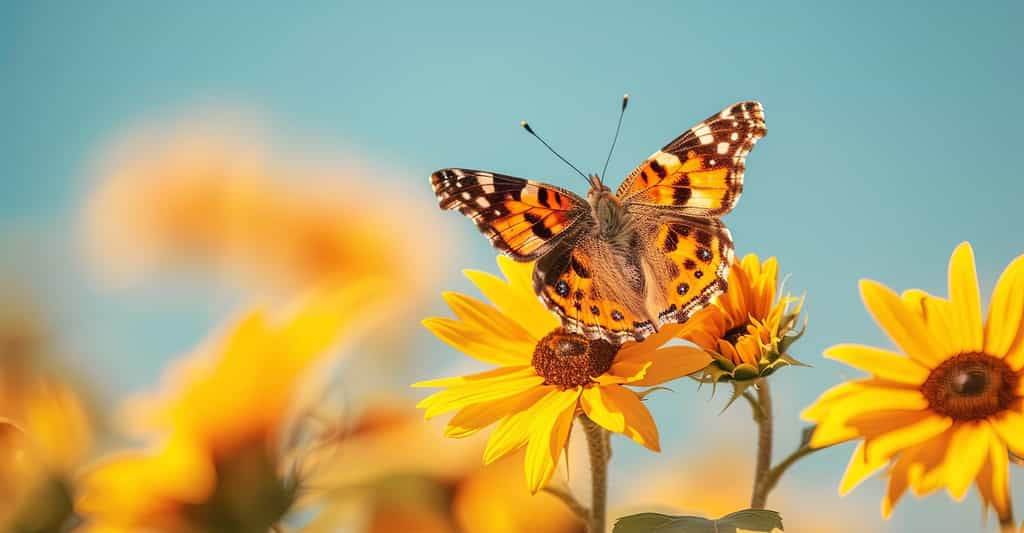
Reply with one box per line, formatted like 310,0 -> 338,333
3,2 -> 1023,531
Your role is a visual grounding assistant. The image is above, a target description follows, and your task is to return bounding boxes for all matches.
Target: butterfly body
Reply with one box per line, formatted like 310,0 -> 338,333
432,101 -> 766,344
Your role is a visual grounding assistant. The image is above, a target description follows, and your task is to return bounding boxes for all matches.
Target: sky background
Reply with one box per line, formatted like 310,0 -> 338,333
3,1 -> 1023,531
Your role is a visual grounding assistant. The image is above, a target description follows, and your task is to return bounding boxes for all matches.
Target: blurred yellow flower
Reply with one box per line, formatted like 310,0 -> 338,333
77,286 -> 369,533
0,377 -> 92,532
0,299 -> 93,532
300,399 -> 583,533
802,243 -> 1024,521
683,253 -> 804,382
415,256 -> 710,493
83,118 -> 444,305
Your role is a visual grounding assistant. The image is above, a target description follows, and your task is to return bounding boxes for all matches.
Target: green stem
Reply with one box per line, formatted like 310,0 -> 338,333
750,380 -> 773,509
581,415 -> 609,533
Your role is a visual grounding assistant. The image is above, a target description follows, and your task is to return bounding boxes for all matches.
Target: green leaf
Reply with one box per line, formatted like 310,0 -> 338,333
614,508 -> 783,533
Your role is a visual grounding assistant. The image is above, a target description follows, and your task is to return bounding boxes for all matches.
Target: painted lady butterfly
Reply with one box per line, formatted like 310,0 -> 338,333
431,100 -> 766,344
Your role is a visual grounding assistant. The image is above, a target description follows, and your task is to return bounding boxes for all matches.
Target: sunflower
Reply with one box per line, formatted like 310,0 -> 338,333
802,242 -> 1024,522
77,286 -> 369,533
682,253 -> 804,382
415,256 -> 711,493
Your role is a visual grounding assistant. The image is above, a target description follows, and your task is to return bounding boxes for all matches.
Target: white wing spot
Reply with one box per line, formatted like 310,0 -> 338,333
475,197 -> 490,207
716,142 -> 730,155
730,132 -> 739,141
461,192 -> 473,200
694,123 -> 714,145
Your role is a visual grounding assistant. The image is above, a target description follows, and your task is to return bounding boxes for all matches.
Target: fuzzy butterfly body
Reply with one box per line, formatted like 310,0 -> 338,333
431,101 -> 766,344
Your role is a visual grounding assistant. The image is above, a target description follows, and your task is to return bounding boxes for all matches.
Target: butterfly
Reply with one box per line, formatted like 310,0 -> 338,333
431,100 -> 766,344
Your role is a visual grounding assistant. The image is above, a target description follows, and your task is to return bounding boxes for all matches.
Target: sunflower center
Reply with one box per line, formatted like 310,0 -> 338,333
531,328 -> 617,389
920,352 -> 1017,421
723,324 -> 749,345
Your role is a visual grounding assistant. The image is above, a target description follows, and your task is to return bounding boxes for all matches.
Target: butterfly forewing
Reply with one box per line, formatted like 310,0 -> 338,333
617,101 -> 766,216
431,168 -> 591,260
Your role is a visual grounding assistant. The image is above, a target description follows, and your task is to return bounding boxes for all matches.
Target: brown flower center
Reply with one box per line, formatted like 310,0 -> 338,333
920,353 -> 1018,421
532,328 -> 617,389
723,324 -> 749,345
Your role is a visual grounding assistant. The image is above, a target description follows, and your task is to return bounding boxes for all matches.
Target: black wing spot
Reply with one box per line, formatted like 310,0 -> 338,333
611,310 -> 624,321
677,283 -> 689,295
649,160 -> 667,178
697,247 -> 713,262
555,280 -> 570,297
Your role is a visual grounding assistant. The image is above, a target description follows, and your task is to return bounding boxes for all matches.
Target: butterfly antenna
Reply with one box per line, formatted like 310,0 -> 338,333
600,93 -> 629,180
520,120 -> 590,183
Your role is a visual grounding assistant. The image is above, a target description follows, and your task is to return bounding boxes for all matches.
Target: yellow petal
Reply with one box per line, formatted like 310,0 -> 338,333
985,255 -> 1024,358
947,242 -> 983,353
859,280 -> 944,368
974,430 -> 1011,519
807,388 -> 930,449
422,317 -> 533,366
413,364 -> 534,389
920,297 -> 962,360
838,442 -> 888,496
444,386 -> 551,438
990,407 -> 1024,457
613,346 -> 711,387
581,386 -> 624,433
416,367 -> 544,419
584,384 -> 659,451
861,412 -> 953,464
907,426 -> 955,496
483,386 -> 559,464
824,344 -> 930,385
944,421 -> 990,500
881,453 -> 911,519
801,379 -> 906,421
524,387 -> 581,493
443,292 -> 536,345
463,263 -> 558,340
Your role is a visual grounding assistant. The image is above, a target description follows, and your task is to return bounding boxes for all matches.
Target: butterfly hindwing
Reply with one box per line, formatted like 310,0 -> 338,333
617,101 -> 766,216
634,210 -> 735,326
533,242 -> 655,343
431,168 -> 590,260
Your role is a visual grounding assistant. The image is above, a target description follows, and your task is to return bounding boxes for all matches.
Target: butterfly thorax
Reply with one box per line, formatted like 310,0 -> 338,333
587,175 -> 634,250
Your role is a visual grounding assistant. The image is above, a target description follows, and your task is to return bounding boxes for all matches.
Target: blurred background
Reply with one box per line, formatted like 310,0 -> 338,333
3,1 -> 1023,531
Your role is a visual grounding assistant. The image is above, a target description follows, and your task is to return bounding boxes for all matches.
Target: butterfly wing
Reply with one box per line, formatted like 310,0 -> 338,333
631,207 -> 735,326
430,168 -> 591,260
617,101 -> 766,216
533,238 -> 657,344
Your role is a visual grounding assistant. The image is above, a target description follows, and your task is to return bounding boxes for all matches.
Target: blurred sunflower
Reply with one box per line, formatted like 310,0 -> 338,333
683,253 -> 804,383
82,117 -> 444,304
415,256 -> 710,493
298,399 -> 583,533
0,378 -> 92,532
802,243 -> 1024,522
0,295 -> 94,532
77,286 -> 373,533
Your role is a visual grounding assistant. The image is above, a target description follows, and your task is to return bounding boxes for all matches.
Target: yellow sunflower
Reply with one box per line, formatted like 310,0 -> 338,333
802,242 -> 1024,522
77,286 -> 368,533
683,253 -> 804,382
415,256 -> 711,493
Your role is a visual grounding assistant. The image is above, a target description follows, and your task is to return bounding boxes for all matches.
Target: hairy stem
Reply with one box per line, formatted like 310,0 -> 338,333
543,486 -> 590,522
750,380 -> 773,509
759,441 -> 815,498
581,415 -> 609,533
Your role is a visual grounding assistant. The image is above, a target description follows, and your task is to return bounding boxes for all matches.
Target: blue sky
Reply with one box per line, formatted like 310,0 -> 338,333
3,1 -> 1023,531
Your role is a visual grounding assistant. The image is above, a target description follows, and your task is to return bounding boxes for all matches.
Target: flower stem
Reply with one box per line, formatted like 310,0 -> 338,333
750,379 -> 773,509
581,415 -> 609,533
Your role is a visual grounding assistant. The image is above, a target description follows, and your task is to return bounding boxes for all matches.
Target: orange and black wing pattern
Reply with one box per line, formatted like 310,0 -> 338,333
616,101 -> 766,216
643,214 -> 735,326
533,243 -> 655,343
430,168 -> 591,261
